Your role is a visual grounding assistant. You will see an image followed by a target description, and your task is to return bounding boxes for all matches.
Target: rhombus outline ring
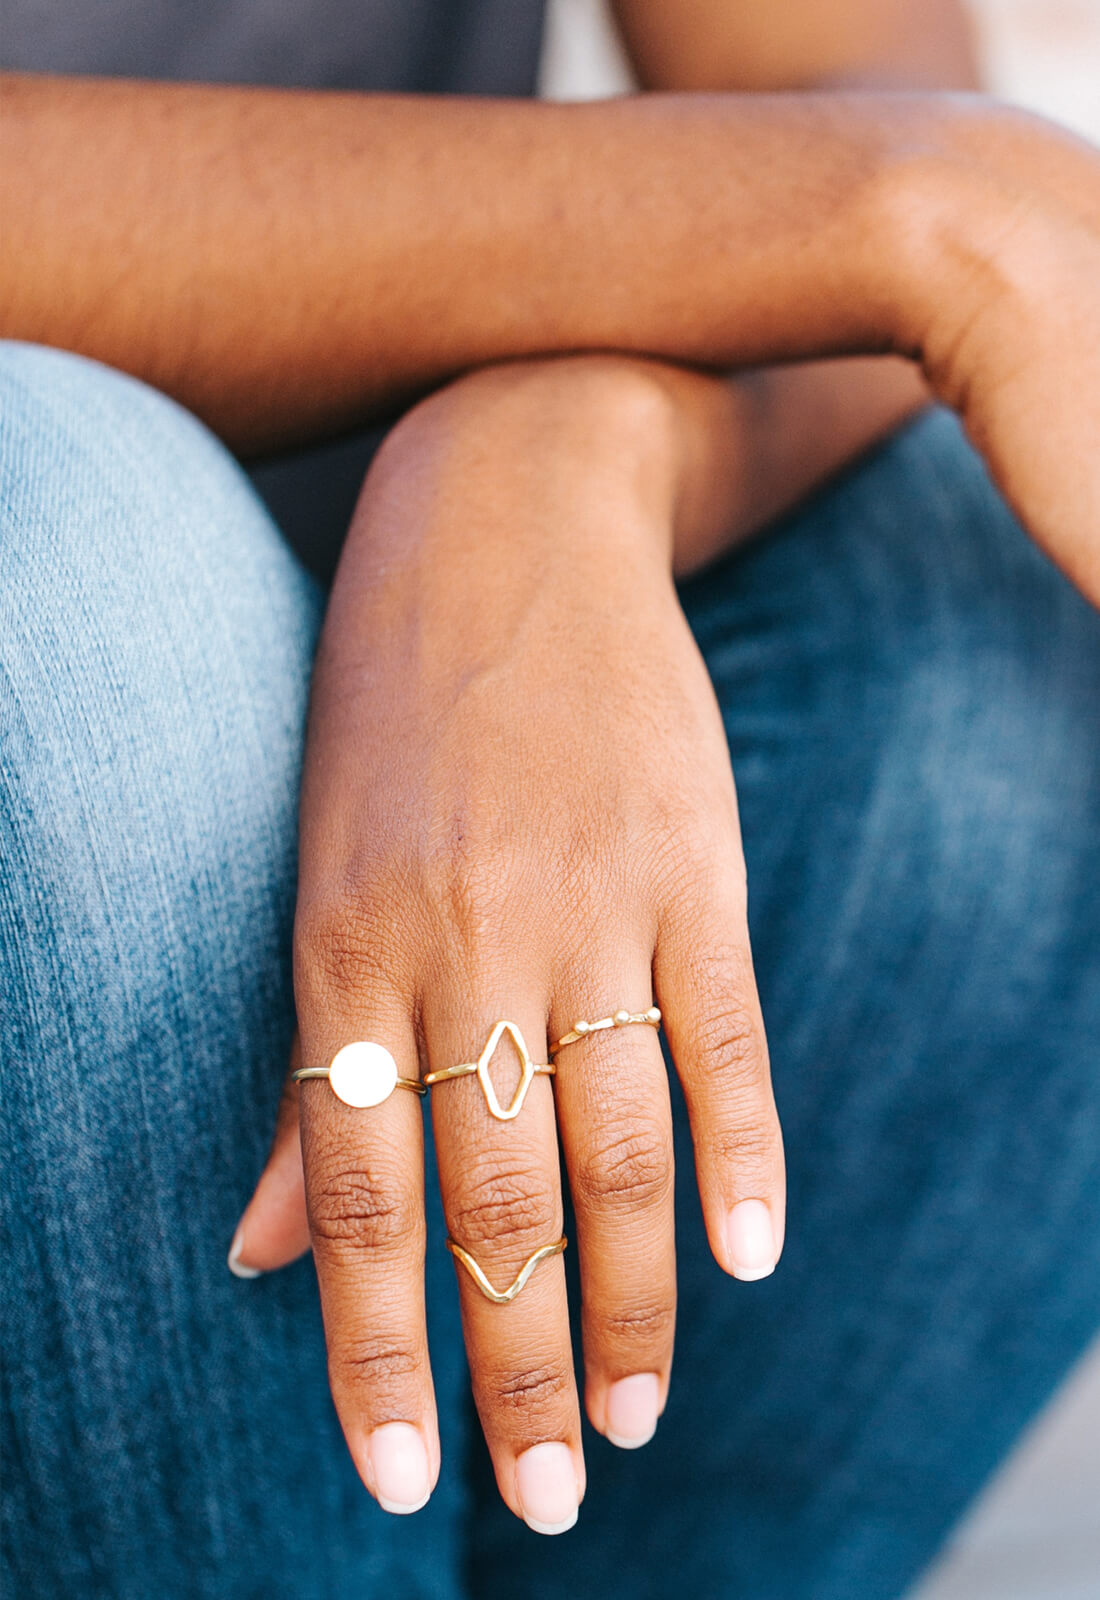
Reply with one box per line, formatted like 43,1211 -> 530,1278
422,1020 -> 554,1121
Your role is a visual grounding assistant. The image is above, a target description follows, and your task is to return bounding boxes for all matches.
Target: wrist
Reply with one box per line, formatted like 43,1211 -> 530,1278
358,355 -> 686,573
324,356 -> 694,678
868,99 -> 1087,378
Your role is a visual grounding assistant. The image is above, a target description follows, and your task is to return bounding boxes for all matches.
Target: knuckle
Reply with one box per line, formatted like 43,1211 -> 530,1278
650,791 -> 744,901
421,828 -> 518,953
449,1165 -> 558,1252
309,1165 -> 420,1255
330,1337 -> 422,1398
652,815 -> 722,896
588,1298 -> 676,1352
712,1120 -> 780,1173
685,975 -> 766,1091
295,896 -> 397,1004
487,1361 -> 572,1415
572,1122 -> 672,1214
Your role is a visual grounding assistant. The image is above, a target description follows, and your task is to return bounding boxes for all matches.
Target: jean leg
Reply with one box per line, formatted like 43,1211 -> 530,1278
0,345 -> 466,1600
467,410 -> 1100,1598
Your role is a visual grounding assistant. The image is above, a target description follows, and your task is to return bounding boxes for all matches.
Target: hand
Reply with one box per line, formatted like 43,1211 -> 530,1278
231,356 -> 785,1528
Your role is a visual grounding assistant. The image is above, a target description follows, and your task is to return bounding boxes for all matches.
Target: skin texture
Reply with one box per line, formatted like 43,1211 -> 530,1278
6,0 -> 1098,1534
3,75 -> 940,450
0,0 -> 971,529
611,0 -> 975,90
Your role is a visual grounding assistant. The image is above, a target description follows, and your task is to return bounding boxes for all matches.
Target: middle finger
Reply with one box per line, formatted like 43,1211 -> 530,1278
422,984 -> 584,1535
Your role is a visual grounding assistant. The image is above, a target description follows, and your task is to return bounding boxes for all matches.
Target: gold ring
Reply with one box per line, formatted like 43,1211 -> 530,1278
446,1236 -> 567,1304
292,1041 -> 426,1107
423,1020 -> 553,1121
550,1006 -> 661,1056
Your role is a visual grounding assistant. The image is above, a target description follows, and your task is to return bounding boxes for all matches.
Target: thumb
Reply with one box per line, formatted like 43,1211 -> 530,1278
227,1034 -> 311,1277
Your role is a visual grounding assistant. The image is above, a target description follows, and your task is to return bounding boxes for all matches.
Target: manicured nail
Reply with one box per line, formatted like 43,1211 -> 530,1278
514,1442 -> 580,1535
227,1225 -> 262,1279
605,1373 -> 660,1449
368,1422 -> 432,1514
725,1199 -> 777,1281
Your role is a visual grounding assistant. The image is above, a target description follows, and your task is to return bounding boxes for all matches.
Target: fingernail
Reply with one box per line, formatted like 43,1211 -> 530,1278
515,1441 -> 580,1535
368,1422 -> 432,1514
227,1225 -> 262,1280
605,1373 -> 660,1449
725,1199 -> 777,1281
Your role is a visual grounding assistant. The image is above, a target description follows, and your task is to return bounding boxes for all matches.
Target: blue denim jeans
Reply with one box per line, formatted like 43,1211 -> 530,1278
2,341 -> 1098,1600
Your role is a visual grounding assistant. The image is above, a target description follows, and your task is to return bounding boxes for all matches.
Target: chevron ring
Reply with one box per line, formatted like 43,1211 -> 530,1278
446,1236 -> 568,1304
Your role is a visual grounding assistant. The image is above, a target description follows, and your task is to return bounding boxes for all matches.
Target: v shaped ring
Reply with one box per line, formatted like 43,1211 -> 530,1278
446,1236 -> 568,1303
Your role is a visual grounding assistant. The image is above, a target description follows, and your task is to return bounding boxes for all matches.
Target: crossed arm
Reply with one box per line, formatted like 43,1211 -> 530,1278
4,0 -> 1098,1533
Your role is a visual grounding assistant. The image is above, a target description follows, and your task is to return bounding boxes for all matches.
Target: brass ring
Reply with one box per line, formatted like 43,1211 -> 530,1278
446,1236 -> 567,1304
550,1006 -> 661,1056
292,1041 -> 426,1107
423,1020 -> 553,1121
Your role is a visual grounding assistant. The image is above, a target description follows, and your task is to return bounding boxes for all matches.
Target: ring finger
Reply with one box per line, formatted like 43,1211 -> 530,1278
550,945 -> 676,1452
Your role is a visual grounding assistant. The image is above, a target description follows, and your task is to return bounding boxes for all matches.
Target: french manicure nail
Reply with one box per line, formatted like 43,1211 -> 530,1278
605,1373 -> 660,1449
515,1441 -> 580,1535
227,1225 -> 262,1280
725,1199 -> 777,1281
368,1422 -> 432,1514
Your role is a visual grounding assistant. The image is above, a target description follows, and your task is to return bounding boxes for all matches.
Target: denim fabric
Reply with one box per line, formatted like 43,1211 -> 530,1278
2,341 -> 1098,1600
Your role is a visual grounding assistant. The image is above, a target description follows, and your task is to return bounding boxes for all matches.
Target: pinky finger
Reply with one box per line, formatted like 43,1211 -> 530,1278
655,887 -> 785,1283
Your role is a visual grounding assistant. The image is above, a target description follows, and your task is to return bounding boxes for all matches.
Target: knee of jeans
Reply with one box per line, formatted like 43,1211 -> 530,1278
824,414 -> 1100,961
0,343 -> 320,1096
867,621 -> 1097,946
0,339 -> 303,589
724,410 -> 1100,978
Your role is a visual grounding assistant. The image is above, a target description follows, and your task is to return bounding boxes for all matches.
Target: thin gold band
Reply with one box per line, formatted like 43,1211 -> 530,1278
424,1061 -> 555,1087
550,1006 -> 661,1056
423,1020 -> 553,1121
291,1066 -> 426,1096
446,1236 -> 568,1304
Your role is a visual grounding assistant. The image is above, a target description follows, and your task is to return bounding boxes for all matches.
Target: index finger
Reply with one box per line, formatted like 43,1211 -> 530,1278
295,970 -> 438,1516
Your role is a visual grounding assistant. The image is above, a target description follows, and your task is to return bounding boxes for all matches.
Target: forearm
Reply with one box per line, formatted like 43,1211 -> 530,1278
0,74 -> 979,453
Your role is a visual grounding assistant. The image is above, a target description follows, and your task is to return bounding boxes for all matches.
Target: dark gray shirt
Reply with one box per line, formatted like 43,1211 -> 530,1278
1,0 -> 545,96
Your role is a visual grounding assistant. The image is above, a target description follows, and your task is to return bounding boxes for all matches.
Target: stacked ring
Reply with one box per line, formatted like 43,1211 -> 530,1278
550,1005 -> 661,1056
292,1041 -> 426,1108
423,1020 -> 553,1122
446,1236 -> 568,1304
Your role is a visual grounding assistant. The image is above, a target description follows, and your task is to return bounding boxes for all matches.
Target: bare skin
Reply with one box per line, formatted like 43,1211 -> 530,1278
2,0 -> 970,525
5,0 -> 1098,1535
3,78 -> 942,447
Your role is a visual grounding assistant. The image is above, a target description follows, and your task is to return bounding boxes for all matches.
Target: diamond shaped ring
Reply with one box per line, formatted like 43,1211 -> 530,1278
422,1020 -> 554,1122
292,1041 -> 427,1108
